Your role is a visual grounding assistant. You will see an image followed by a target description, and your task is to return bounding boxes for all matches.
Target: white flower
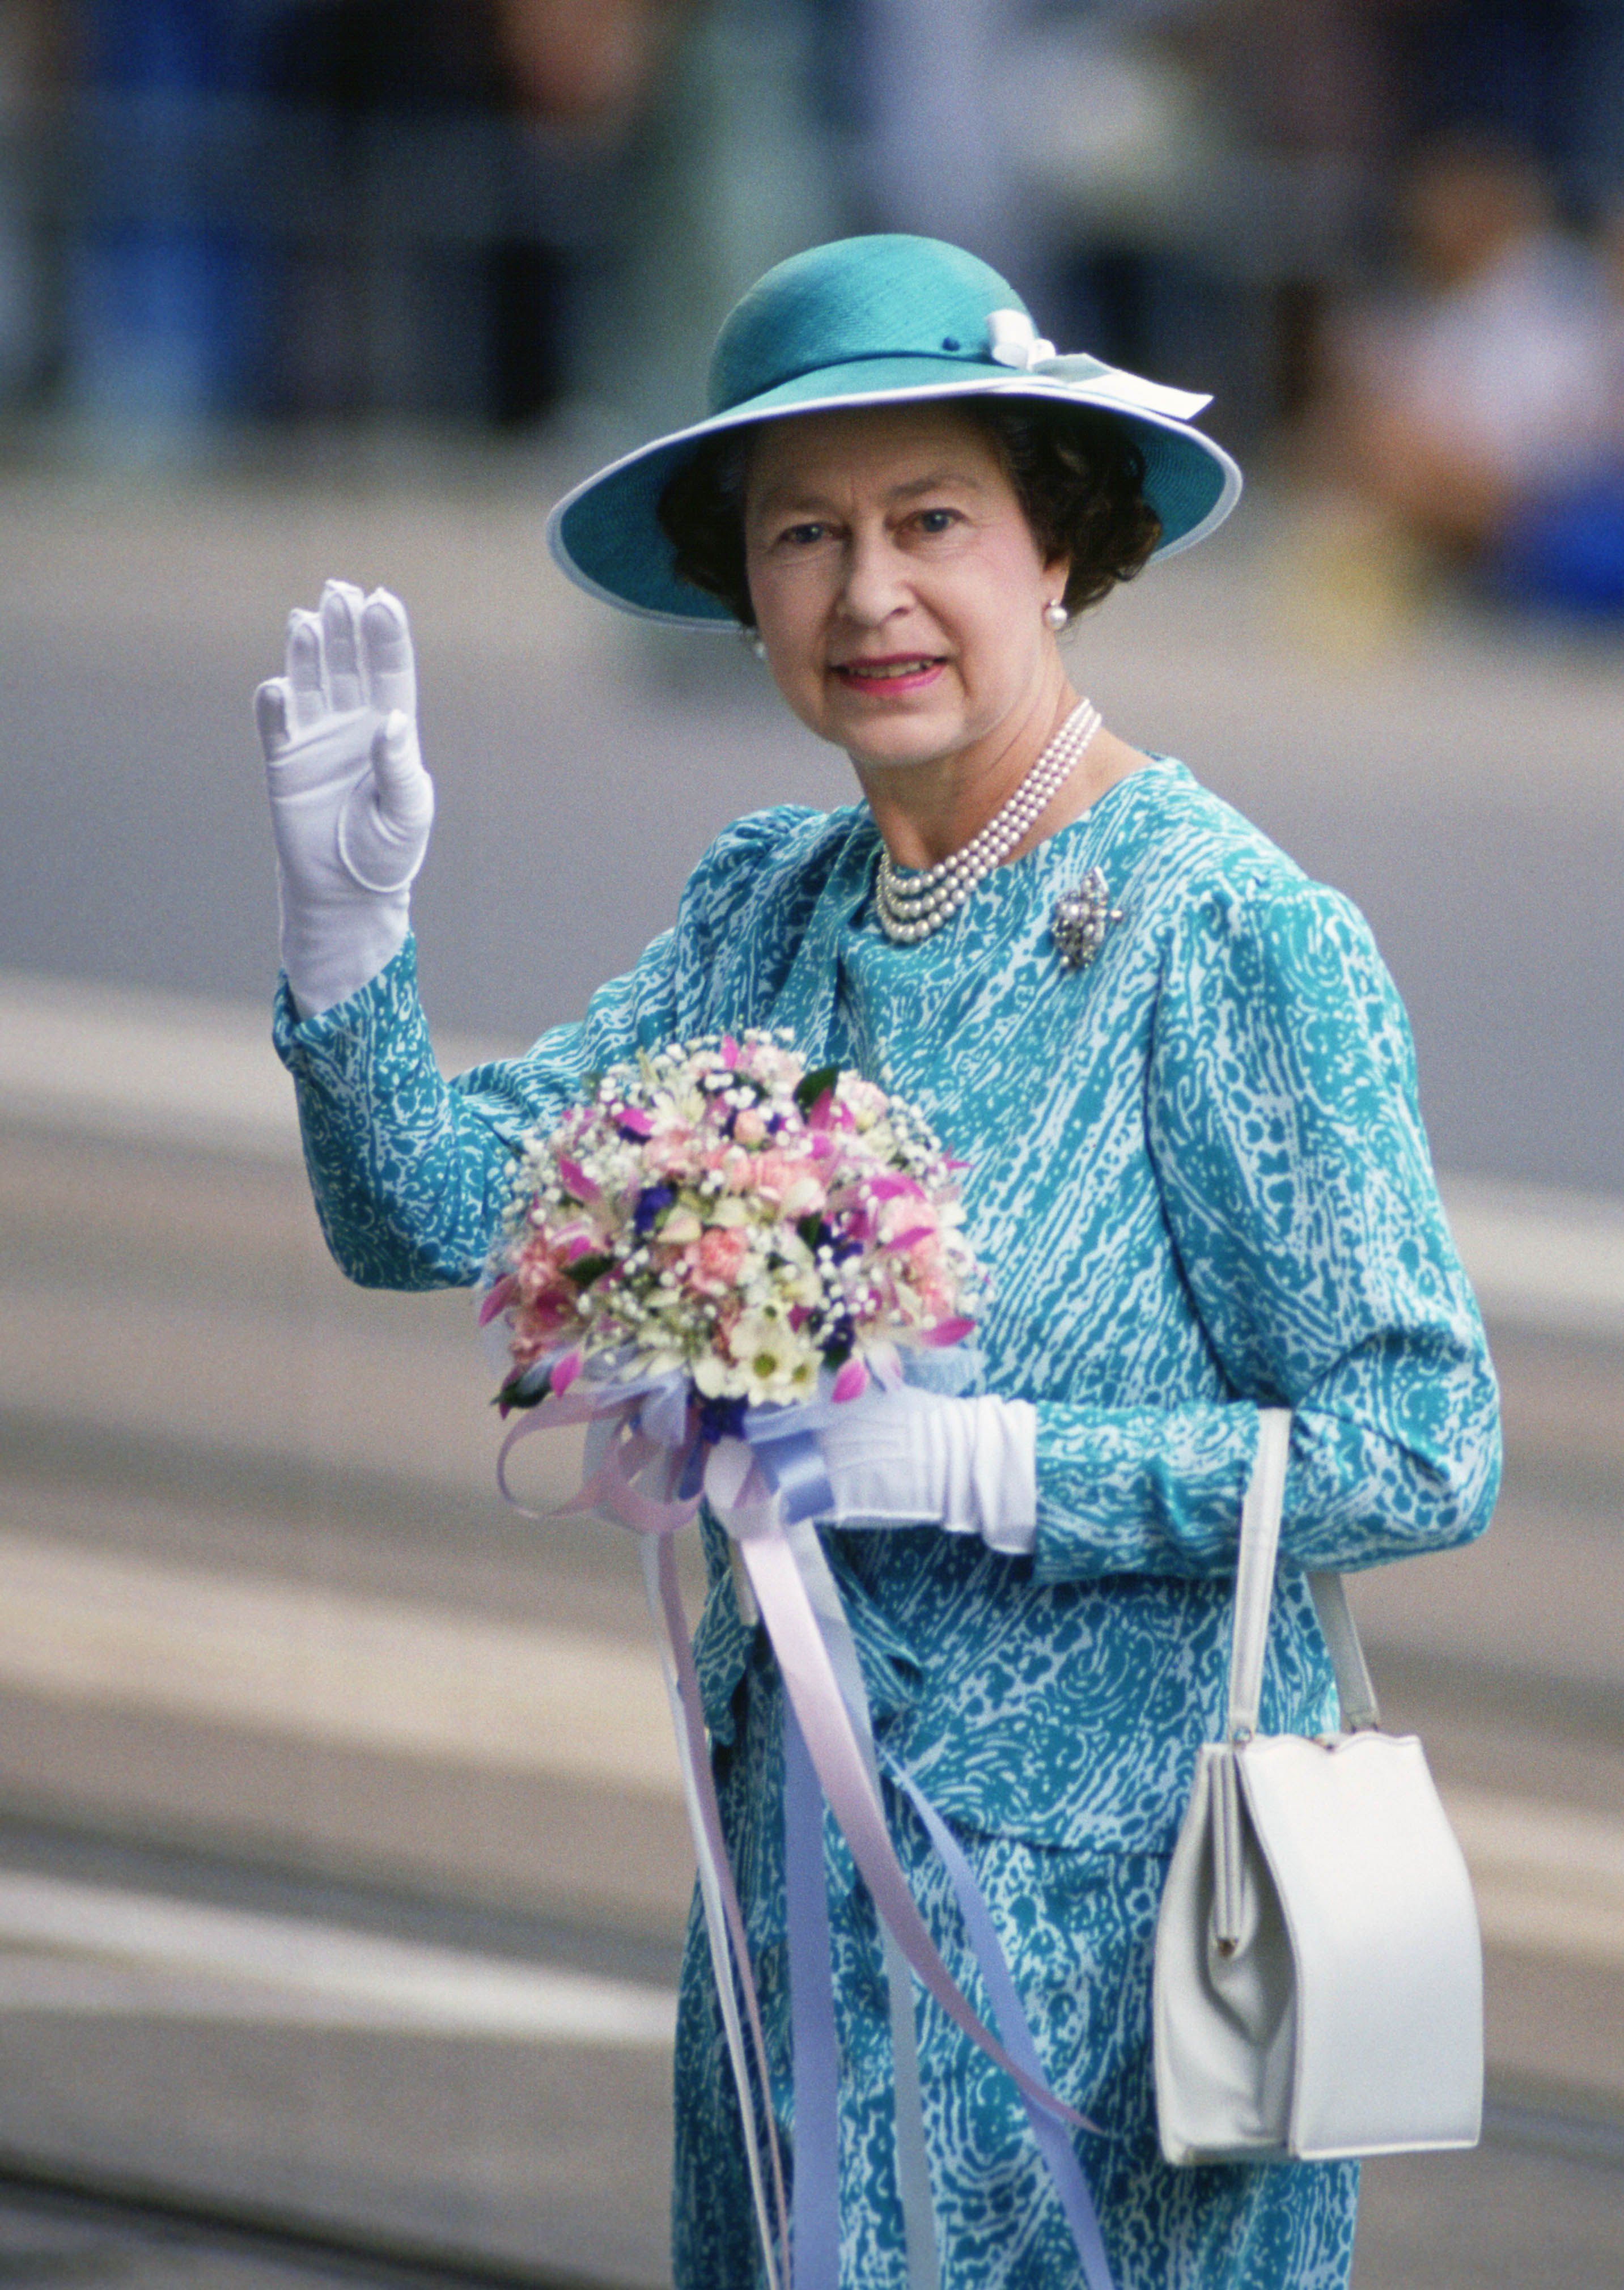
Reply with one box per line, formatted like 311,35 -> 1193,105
728,1310 -> 815,1405
691,1351 -> 732,1398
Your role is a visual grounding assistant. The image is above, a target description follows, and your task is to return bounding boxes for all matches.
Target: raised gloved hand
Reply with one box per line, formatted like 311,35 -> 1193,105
815,1384 -> 1038,1554
256,581 -> 435,1019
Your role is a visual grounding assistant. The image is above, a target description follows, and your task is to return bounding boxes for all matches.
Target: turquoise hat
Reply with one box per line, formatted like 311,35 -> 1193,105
546,234 -> 1243,629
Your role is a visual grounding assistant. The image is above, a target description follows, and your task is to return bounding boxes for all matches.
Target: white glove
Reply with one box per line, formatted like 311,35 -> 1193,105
255,581 -> 435,1019
815,1385 -> 1038,1555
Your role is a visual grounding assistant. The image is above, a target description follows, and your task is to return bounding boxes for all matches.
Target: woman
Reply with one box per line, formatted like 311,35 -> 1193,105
258,234 -> 1500,2288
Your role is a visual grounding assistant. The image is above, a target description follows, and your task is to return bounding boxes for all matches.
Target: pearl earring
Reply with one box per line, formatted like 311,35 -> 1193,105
1042,600 -> 1068,633
749,633 -> 768,660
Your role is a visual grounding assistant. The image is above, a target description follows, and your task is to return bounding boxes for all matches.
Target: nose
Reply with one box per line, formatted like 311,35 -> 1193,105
836,526 -> 911,627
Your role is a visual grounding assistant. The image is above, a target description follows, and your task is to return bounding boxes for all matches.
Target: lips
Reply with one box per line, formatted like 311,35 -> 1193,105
831,654 -> 947,693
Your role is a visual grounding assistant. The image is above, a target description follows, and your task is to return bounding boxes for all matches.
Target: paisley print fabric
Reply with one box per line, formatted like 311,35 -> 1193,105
275,759 -> 1500,2289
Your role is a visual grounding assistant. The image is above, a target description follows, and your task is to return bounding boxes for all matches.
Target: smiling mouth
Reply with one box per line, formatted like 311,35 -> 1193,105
832,655 -> 945,684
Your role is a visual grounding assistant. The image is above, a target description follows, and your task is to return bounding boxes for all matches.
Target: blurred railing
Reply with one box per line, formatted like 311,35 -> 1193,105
7,92 -> 616,241
0,88 -> 630,427
0,78 -> 1383,441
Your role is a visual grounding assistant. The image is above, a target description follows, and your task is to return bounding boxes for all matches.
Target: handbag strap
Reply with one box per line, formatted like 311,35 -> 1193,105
1225,1410 -> 1383,1741
1226,1409 -> 1292,1741
1304,1570 -> 1381,1731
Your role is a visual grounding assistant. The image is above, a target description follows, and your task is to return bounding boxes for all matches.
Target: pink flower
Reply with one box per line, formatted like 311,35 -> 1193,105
689,1225 -> 748,1295
650,1140 -> 699,1184
556,1155 -> 600,1205
510,1324 -> 551,1367
867,1173 -> 923,1203
832,1357 -> 870,1403
513,1246 -> 563,1305
752,1150 -> 807,1202
478,1274 -> 517,1326
879,1195 -> 938,1246
906,1236 -> 947,1284
513,1215 -> 607,1317
511,1297 -> 573,1356
553,1220 -> 606,1265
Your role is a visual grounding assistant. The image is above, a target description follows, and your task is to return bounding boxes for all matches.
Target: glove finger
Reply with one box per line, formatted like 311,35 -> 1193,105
359,588 -> 417,720
320,579 -> 367,713
254,678 -> 291,761
369,710 -> 435,832
338,758 -> 434,894
285,609 -> 328,730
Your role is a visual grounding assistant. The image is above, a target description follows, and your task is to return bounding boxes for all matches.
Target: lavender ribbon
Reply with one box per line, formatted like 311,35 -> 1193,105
892,1772 -> 1119,2290
781,1517 -> 939,2290
732,1505 -> 1101,2132
500,1365 -> 1108,2290
641,1532 -> 789,2288
785,1703 -> 840,2290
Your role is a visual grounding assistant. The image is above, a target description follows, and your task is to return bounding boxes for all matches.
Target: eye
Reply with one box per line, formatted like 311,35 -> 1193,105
778,521 -> 829,547
914,507 -> 960,536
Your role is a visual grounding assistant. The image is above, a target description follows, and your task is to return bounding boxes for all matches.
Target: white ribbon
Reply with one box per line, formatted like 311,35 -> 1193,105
986,308 -> 1057,370
984,307 -> 1214,421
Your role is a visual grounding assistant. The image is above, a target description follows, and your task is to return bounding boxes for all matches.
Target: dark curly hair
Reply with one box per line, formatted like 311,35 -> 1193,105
655,398 -> 1163,627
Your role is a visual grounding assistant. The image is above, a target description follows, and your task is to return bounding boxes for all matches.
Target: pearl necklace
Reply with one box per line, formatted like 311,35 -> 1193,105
874,698 -> 1102,945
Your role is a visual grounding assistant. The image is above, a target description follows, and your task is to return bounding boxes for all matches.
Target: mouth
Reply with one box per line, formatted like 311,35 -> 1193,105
830,654 -> 947,694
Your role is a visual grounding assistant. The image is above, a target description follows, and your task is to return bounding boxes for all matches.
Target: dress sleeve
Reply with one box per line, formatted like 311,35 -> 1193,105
1032,876 -> 1502,1583
272,927 -> 679,1289
273,807 -> 818,1291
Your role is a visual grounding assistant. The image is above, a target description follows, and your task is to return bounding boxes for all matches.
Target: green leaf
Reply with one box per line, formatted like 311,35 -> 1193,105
565,1253 -> 614,1290
796,1214 -> 829,1251
795,1065 -> 840,1113
494,1369 -> 548,1416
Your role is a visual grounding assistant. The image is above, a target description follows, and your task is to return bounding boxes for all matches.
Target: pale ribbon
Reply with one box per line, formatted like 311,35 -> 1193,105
499,1369 -> 1117,2290
983,304 -> 1212,420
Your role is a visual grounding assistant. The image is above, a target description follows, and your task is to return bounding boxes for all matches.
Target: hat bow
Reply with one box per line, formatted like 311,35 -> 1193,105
986,308 -> 1058,371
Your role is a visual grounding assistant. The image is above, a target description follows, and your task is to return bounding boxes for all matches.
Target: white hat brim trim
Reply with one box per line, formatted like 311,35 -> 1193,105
546,374 -> 1244,630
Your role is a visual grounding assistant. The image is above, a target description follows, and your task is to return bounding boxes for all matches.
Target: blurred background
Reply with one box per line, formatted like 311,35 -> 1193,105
1,2 -> 1622,2284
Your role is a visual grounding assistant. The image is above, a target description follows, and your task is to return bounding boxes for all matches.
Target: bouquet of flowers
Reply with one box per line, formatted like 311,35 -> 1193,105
482,1030 -> 978,1430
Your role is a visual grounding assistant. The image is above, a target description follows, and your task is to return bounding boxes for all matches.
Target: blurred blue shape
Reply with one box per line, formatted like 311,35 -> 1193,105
1495,468 -> 1624,615
65,0 -> 261,438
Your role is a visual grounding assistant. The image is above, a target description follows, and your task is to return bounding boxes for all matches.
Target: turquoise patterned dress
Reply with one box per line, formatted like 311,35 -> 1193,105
275,758 -> 1500,2290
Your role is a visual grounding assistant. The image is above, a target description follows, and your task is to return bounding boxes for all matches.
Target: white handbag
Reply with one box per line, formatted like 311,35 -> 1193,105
1153,1409 -> 1483,2165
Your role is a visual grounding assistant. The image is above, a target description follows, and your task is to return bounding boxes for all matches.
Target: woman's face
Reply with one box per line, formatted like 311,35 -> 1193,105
742,402 -> 1068,777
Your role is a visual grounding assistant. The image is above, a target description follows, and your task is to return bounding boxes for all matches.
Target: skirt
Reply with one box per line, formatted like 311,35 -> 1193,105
671,1654 -> 1359,2290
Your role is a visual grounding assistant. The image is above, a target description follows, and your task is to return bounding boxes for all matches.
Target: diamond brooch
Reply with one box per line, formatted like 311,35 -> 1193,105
1051,869 -> 1122,970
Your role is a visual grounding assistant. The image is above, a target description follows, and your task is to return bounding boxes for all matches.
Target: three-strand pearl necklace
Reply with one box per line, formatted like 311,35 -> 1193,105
874,697 -> 1102,945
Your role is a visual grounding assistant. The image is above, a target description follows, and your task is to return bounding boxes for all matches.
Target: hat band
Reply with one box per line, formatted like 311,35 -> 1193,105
714,341 -> 999,416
